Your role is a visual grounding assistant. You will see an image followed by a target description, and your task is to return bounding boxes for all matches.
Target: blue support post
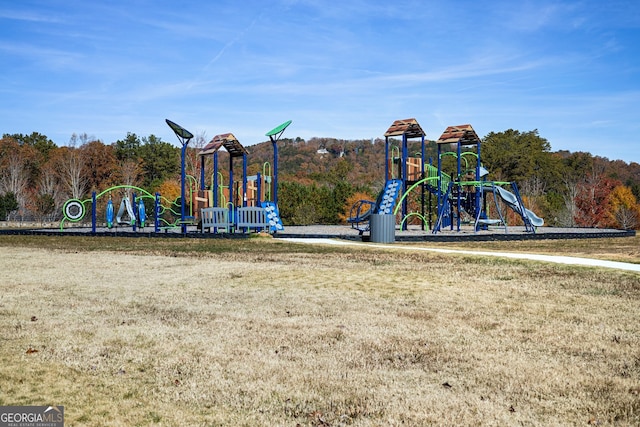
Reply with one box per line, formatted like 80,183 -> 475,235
155,193 -> 160,233
200,154 -> 206,191
165,119 -> 193,234
421,135 -> 425,230
401,134 -> 409,230
132,192 -> 137,232
229,154 -> 234,208
91,191 -> 96,234
436,143 -> 442,233
475,139 -> 482,222
213,151 -> 219,207
257,172 -> 262,206
180,143 -> 188,233
456,141 -> 461,231
272,141 -> 278,205
242,154 -> 247,207
384,137 -> 390,181
265,120 -> 291,206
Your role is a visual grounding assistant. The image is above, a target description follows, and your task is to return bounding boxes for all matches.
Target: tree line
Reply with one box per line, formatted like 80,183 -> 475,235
1,130 -> 639,229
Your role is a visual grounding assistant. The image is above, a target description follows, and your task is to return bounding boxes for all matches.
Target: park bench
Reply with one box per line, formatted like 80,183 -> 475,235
236,206 -> 269,232
201,207 -> 231,232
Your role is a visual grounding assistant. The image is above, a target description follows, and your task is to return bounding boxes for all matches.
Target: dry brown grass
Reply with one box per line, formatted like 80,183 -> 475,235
0,236 -> 638,426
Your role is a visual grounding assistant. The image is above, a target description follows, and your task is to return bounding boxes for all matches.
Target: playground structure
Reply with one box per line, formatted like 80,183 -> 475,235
61,185 -> 169,232
196,120 -> 291,234
349,119 -> 544,235
59,119 -> 292,235
58,115 -> 543,238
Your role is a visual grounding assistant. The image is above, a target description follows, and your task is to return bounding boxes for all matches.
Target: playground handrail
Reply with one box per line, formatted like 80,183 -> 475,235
425,163 -> 450,193
186,174 -> 197,218
391,146 -> 400,178
262,162 -> 272,201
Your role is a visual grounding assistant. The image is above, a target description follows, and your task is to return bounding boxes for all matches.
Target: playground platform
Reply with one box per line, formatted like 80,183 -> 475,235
1,223 -> 634,242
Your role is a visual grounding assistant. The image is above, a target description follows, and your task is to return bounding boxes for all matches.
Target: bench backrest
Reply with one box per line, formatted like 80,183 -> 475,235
201,207 -> 231,231
236,206 -> 268,229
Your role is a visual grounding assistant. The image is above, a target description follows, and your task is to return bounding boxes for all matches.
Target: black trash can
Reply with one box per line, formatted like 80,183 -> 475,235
370,214 -> 395,243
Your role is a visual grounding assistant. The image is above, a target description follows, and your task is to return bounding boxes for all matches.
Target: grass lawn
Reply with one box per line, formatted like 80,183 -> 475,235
0,235 -> 638,426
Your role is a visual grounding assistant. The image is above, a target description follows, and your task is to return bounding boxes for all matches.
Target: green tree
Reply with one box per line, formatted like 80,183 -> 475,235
3,132 -> 57,161
0,192 -> 19,220
482,129 -> 552,183
114,132 -> 141,162
138,135 -> 180,189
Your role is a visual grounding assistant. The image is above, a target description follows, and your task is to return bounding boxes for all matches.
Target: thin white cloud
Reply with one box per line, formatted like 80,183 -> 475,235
0,9 -> 62,23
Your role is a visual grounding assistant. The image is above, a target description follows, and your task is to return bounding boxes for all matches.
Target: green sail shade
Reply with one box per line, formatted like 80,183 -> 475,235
265,120 -> 292,137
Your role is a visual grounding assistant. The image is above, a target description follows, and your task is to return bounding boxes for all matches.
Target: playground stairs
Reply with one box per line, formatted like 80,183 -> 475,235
348,179 -> 402,234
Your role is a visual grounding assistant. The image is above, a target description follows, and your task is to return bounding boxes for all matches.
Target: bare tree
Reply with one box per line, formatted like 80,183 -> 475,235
118,159 -> 141,187
560,176 -> 580,227
521,174 -> 546,197
38,162 -> 65,215
0,147 -> 30,211
186,131 -> 207,181
614,205 -> 639,230
54,135 -> 88,199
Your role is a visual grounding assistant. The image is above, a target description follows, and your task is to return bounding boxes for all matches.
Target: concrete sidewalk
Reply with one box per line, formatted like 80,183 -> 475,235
279,237 -> 640,273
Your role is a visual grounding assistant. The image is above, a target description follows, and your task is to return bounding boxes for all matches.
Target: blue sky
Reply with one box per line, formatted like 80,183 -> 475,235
1,0 -> 639,163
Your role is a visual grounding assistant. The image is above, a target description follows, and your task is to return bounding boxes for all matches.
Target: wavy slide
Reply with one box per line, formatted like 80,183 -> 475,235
116,195 -> 136,225
491,186 -> 544,227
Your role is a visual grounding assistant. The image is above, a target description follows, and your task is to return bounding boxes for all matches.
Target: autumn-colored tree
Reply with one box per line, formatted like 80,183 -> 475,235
156,179 -> 181,205
80,140 -> 118,191
3,132 -> 56,190
607,185 -> 640,230
3,132 -> 57,162
28,189 -> 56,224
574,170 -> 620,228
339,191 -> 375,224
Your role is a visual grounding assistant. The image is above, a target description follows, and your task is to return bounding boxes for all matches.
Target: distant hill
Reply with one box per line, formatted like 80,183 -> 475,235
244,137 -> 437,191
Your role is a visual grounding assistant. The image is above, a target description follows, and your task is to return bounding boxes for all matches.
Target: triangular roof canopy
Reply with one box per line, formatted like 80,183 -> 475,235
436,124 -> 481,146
199,133 -> 248,157
384,118 -> 426,139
